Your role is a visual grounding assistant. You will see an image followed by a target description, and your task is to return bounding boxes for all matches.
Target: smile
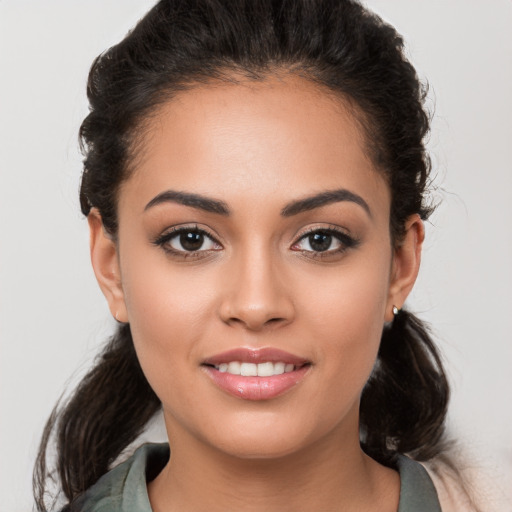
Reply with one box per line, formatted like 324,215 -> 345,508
215,361 -> 296,376
202,348 -> 311,400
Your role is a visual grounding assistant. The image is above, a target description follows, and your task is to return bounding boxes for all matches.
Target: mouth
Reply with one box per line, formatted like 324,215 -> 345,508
201,348 -> 312,401
209,361 -> 301,376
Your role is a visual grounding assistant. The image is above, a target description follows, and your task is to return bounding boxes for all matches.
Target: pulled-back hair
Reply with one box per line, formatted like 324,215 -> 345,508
34,0 -> 449,509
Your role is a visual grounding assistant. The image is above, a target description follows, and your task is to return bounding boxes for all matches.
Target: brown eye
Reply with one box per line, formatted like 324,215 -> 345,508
291,228 -> 359,257
168,230 -> 219,252
294,230 -> 341,253
154,227 -> 221,255
178,231 -> 205,251
308,232 -> 333,252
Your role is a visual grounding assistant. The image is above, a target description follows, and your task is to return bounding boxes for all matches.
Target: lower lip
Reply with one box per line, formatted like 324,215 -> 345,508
203,365 -> 311,401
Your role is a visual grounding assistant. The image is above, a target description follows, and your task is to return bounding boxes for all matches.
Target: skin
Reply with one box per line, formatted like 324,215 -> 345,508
89,75 -> 424,511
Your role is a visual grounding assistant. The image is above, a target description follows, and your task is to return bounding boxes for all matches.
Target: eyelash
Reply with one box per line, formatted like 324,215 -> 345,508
153,225 -> 359,260
152,225 -> 222,259
291,226 -> 360,259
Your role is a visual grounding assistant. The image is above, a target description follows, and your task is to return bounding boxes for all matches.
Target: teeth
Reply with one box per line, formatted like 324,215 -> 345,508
257,362 -> 274,377
240,362 -> 258,376
215,361 -> 297,376
227,361 -> 241,374
274,362 -> 285,375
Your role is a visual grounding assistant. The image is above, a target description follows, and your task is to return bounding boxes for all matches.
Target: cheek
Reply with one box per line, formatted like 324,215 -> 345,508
302,251 -> 390,334
299,254 -> 391,393
118,250 -> 217,392
121,240 -> 215,331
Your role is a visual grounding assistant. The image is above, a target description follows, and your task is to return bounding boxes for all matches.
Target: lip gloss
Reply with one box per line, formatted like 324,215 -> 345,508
203,365 -> 310,400
202,347 -> 311,400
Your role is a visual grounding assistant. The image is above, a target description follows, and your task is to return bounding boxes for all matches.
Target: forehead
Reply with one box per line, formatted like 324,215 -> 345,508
121,75 -> 389,217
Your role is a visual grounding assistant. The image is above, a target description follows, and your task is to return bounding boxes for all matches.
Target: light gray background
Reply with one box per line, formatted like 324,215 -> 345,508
1,1 -> 511,510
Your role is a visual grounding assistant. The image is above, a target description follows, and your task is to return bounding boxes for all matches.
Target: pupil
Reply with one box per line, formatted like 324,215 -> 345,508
309,232 -> 332,252
180,231 -> 204,251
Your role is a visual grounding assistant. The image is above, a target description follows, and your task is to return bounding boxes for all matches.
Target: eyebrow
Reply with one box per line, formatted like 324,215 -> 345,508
144,188 -> 371,218
144,190 -> 230,215
281,189 -> 372,218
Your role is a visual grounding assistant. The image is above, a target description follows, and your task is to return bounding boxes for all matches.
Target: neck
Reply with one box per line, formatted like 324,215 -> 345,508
148,414 -> 399,512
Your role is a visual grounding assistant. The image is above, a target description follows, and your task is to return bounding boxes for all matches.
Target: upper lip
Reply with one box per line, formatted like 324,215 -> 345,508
202,347 -> 310,366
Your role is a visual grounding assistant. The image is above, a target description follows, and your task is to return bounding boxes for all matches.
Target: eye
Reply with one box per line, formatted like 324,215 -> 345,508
291,228 -> 358,256
154,226 -> 222,255
169,230 -> 217,252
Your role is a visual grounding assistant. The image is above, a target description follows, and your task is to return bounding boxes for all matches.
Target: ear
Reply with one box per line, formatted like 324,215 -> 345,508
385,214 -> 425,321
88,209 -> 128,323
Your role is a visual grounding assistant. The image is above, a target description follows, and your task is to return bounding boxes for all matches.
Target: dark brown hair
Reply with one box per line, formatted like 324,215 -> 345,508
34,0 -> 450,509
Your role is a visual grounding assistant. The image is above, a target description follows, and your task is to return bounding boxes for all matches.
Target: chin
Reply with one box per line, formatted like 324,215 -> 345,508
197,410 -> 344,462
214,434 -> 310,461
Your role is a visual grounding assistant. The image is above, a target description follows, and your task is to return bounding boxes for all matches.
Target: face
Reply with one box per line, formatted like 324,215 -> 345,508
91,76 -> 421,460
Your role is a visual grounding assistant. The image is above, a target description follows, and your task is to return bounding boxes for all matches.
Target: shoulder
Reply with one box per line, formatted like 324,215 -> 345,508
397,455 -> 442,512
423,461 -> 481,512
68,443 -> 169,512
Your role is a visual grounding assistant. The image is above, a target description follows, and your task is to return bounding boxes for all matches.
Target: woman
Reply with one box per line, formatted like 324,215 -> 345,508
34,0 -> 457,510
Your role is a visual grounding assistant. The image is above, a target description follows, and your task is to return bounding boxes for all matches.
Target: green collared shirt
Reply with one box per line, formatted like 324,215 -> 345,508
72,443 -> 442,511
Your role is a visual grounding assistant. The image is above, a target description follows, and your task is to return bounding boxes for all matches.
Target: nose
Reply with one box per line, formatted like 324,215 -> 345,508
218,249 -> 295,331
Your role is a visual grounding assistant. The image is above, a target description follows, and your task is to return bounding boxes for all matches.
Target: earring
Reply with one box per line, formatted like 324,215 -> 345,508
392,305 -> 400,316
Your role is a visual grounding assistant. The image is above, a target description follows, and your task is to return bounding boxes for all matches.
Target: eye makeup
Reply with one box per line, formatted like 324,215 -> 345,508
152,221 -> 360,263
290,225 -> 361,261
152,224 -> 222,259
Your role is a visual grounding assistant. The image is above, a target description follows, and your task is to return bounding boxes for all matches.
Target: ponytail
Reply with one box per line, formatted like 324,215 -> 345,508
360,309 -> 450,465
33,324 -> 161,510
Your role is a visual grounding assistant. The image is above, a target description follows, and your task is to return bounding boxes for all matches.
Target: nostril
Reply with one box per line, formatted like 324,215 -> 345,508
224,315 -> 288,331
265,317 -> 286,325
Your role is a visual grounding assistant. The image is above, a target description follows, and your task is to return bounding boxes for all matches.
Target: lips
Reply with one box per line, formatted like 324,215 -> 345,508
202,348 -> 311,401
